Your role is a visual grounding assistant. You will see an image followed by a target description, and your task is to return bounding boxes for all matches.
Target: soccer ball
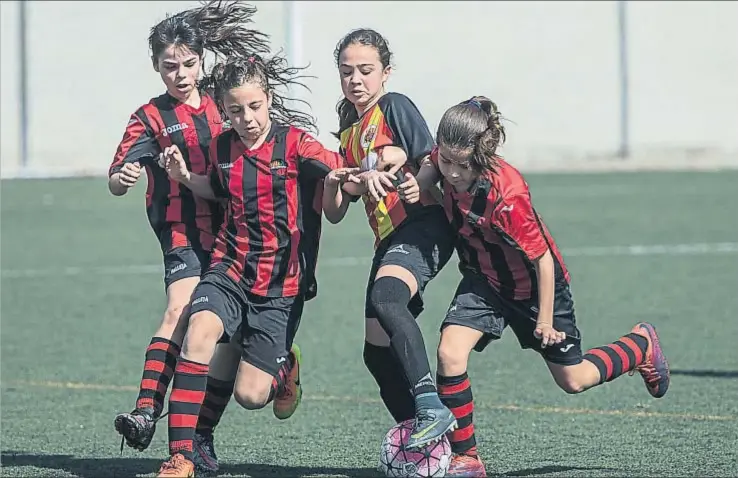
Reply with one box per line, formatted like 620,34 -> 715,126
379,419 -> 452,477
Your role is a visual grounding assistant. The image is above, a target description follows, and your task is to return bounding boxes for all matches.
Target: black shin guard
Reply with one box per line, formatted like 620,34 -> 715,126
369,276 -> 437,399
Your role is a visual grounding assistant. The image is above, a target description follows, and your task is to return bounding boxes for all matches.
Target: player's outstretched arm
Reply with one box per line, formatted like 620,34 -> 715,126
323,167 -> 361,224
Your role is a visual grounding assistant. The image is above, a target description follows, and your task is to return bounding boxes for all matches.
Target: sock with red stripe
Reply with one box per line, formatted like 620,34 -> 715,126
583,332 -> 649,384
196,377 -> 235,435
168,357 -> 209,460
136,337 -> 181,417
267,361 -> 291,403
437,372 -> 477,456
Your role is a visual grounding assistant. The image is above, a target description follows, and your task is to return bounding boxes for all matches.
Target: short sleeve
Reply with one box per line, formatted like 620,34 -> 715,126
297,131 -> 342,181
109,111 -> 159,176
496,194 -> 549,260
374,93 -> 435,165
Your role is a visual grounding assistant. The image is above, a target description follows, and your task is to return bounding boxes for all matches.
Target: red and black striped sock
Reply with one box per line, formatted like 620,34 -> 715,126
196,377 -> 235,435
438,372 -> 477,457
135,337 -> 181,416
584,332 -> 648,384
267,361 -> 290,403
168,358 -> 209,460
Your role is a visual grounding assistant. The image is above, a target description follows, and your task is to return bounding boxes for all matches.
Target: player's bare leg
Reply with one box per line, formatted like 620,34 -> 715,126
546,322 -> 669,398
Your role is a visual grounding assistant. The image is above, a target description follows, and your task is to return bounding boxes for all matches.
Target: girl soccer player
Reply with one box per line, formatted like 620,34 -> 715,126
400,96 -> 670,476
322,28 -> 458,449
108,0 -> 271,453
157,52 -> 342,477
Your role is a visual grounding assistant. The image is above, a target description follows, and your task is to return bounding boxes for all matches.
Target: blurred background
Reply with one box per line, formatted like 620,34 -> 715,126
1,0 -> 737,178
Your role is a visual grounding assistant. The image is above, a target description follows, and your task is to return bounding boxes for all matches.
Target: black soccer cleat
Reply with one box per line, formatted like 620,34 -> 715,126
114,408 -> 158,452
406,406 -> 457,449
192,430 -> 220,477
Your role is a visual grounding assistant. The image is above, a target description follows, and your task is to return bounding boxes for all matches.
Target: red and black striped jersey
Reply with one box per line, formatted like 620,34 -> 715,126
207,124 -> 342,298
339,92 -> 442,247
430,148 -> 570,300
109,93 -> 224,252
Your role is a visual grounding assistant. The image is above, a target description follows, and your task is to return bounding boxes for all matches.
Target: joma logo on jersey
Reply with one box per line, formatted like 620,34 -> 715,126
161,123 -> 189,137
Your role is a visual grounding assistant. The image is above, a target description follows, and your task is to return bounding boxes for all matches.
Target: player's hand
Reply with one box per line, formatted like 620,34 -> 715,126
534,323 -> 566,348
360,170 -> 397,202
161,145 -> 190,182
118,162 -> 141,188
325,167 -> 362,187
397,173 -> 420,203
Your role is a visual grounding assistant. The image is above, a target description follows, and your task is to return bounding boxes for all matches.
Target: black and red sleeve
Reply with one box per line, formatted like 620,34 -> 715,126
496,193 -> 550,261
376,93 -> 435,166
296,131 -> 343,181
109,109 -> 158,176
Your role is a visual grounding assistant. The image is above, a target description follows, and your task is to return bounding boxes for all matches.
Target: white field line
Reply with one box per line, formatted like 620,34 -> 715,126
1,242 -> 736,280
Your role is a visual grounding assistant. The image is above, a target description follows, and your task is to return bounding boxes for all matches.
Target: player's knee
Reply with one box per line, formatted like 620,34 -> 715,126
233,383 -> 270,410
181,312 -> 221,355
162,303 -> 187,328
437,341 -> 469,376
369,277 -> 411,324
556,375 -> 586,394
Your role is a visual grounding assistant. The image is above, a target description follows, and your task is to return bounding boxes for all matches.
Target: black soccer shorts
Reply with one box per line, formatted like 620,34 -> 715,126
188,272 -> 304,377
364,207 -> 455,319
441,270 -> 584,366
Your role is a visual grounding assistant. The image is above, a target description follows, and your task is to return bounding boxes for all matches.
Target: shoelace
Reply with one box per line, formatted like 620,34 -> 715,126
636,363 -> 661,384
279,386 -> 294,400
629,362 -> 660,383
415,409 -> 437,424
196,434 -> 214,453
159,454 -> 183,472
118,411 -> 169,454
455,455 -> 481,467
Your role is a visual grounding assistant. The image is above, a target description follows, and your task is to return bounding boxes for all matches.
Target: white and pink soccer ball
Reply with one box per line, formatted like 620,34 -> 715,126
379,419 -> 452,477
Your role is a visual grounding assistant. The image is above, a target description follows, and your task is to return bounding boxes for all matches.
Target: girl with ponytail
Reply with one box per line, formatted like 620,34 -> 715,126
400,97 -> 670,476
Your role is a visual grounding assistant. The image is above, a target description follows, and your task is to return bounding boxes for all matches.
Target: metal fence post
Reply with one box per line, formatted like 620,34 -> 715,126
19,0 -> 29,172
283,1 -> 303,102
617,0 -> 630,159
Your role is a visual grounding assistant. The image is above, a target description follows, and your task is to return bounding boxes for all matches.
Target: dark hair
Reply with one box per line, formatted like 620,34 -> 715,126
332,28 -> 393,137
201,54 -> 318,133
436,96 -> 507,174
148,1 -> 270,80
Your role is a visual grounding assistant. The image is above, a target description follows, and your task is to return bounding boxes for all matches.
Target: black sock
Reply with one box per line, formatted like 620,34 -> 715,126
196,377 -> 235,435
363,342 -> 415,422
370,276 -> 443,410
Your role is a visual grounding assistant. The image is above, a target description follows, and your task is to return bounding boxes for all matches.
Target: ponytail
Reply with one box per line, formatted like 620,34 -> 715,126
193,1 -> 270,62
436,96 -> 507,174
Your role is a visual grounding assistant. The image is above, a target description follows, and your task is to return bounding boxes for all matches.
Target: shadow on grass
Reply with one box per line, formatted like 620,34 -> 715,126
0,451 -> 378,477
670,369 -> 738,379
1,452 -> 622,477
